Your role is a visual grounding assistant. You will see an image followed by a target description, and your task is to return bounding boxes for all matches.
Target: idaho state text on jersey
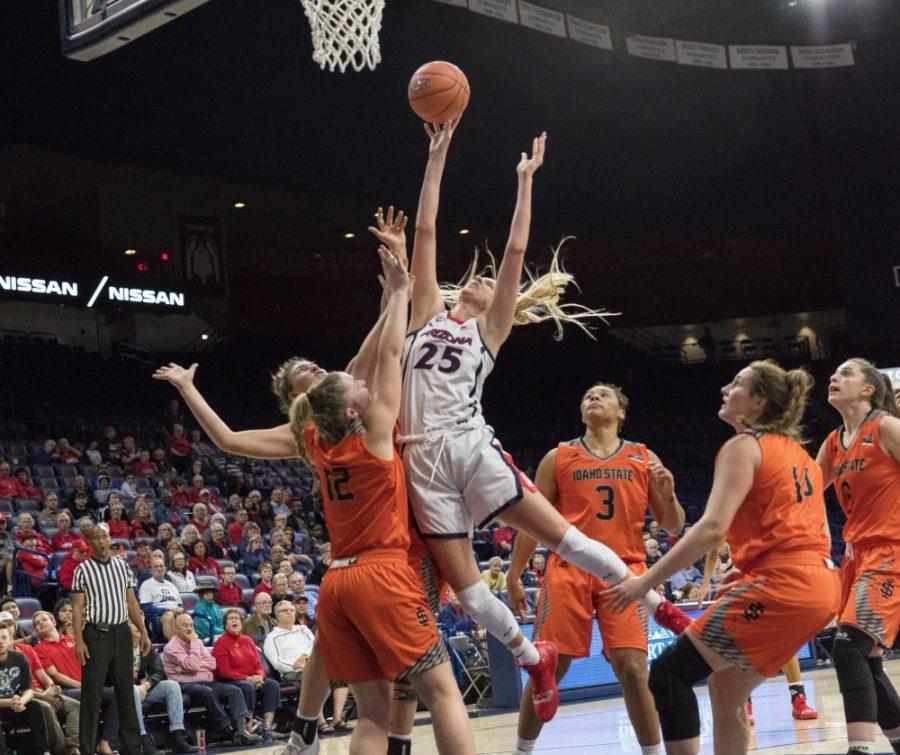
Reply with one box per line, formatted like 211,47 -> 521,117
572,467 -> 635,482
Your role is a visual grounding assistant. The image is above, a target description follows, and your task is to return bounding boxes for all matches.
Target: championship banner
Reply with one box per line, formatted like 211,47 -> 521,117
791,44 -> 855,68
676,40 -> 728,69
517,1 -> 566,38
566,15 -> 612,50
179,215 -> 226,299
434,0 -> 469,6
728,45 -> 789,69
626,35 -> 677,62
469,0 -> 518,23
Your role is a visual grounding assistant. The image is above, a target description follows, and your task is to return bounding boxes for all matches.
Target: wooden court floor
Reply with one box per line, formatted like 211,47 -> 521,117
245,658 -> 900,754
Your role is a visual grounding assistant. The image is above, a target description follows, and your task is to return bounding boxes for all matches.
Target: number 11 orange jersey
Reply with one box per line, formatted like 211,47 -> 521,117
554,438 -> 652,565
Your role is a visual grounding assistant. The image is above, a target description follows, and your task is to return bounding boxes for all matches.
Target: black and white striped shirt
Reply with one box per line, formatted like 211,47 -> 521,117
72,557 -> 132,625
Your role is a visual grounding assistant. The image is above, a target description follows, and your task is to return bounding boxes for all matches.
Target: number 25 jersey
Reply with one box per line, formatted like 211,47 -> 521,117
554,439 -> 652,566
400,312 -> 494,439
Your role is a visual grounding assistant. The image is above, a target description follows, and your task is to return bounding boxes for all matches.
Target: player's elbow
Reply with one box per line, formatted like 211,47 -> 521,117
415,221 -> 436,235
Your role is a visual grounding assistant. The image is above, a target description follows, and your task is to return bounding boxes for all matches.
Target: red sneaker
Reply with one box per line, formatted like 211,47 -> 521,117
521,641 -> 559,723
654,600 -> 692,635
791,693 -> 818,720
746,700 -> 755,726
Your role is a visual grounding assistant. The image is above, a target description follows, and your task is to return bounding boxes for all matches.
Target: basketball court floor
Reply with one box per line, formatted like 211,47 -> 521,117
235,658 -> 900,754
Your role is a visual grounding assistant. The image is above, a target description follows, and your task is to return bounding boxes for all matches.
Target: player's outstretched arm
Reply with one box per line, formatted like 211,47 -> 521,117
646,450 -> 685,535
483,132 -> 547,353
409,120 -> 459,330
153,363 -> 296,459
814,441 -> 834,491
363,247 -> 411,460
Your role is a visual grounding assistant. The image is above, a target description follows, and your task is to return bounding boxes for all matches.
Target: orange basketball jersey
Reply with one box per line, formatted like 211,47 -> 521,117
305,425 -> 410,559
727,432 -> 830,571
825,410 -> 900,547
554,439 -> 651,565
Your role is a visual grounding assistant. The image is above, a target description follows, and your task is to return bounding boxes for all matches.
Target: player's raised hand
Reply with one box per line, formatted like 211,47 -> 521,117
368,206 -> 409,264
153,362 -> 198,389
517,131 -> 547,178
378,245 -> 409,294
648,460 -> 675,501
425,118 -> 460,157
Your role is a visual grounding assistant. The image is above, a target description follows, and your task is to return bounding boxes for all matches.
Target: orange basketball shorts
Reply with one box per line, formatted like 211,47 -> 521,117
316,550 -> 446,684
533,555 -> 649,658
689,557 -> 839,676
837,542 -> 900,648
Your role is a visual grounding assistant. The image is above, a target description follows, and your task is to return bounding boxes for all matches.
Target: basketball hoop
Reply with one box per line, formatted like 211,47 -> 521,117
299,0 -> 385,73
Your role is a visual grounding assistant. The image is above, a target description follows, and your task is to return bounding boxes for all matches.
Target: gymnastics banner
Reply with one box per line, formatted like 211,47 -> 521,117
791,44 -> 855,68
566,15 -> 613,50
469,0 -> 518,23
518,1 -> 566,38
626,35 -> 677,62
676,40 -> 728,69
728,45 -> 789,69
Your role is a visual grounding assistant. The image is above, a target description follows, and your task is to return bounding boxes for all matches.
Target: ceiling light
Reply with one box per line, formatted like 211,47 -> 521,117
201,333 -> 209,340
459,229 -> 470,235
233,202 -> 245,208
124,249 -> 137,255
344,232 -> 355,239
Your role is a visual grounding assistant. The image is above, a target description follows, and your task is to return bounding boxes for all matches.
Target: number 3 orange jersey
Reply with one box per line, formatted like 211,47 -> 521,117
305,424 -> 410,559
554,439 -> 652,565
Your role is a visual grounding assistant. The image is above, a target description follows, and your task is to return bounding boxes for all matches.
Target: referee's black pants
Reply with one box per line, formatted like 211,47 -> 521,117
80,623 -> 142,755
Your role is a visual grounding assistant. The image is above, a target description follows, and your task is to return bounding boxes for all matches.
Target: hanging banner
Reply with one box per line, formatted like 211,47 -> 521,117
469,0 -> 518,23
566,15 -> 612,50
434,0 -> 469,6
729,45 -> 789,70
626,35 -> 677,62
676,40 -> 728,69
179,215 -> 226,299
791,44 -> 855,68
517,1 -> 566,38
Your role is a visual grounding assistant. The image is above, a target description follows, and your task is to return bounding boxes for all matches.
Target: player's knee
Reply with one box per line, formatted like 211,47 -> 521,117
648,638 -> 711,742
833,624 -> 878,722
611,654 -> 648,690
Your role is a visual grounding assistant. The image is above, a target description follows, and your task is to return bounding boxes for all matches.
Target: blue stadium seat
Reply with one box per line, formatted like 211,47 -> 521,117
15,598 -> 41,618
180,592 -> 199,611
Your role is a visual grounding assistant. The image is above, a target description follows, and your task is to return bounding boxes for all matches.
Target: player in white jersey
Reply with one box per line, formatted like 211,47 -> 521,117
381,121 -> 692,725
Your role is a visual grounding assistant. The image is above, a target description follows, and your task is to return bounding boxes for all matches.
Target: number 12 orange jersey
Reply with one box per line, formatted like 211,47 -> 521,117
554,439 -> 652,565
305,425 -> 410,559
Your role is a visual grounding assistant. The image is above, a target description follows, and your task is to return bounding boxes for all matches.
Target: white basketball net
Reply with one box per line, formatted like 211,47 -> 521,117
300,0 -> 385,73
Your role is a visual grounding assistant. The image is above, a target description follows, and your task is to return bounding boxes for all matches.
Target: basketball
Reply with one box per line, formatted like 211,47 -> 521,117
408,61 -> 470,124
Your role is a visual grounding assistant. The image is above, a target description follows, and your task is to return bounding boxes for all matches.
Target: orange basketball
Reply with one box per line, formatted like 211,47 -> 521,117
408,61 -> 470,124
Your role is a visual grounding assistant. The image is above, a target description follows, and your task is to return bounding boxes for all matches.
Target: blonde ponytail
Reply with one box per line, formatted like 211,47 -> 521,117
439,238 -> 619,341
287,372 -> 356,468
744,360 -> 814,441
288,393 -> 314,467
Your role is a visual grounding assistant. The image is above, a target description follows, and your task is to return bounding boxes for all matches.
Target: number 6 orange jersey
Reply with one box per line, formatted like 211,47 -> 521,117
553,438 -> 652,566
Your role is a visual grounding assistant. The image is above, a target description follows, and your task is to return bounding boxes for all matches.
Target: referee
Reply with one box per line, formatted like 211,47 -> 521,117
72,521 -> 151,755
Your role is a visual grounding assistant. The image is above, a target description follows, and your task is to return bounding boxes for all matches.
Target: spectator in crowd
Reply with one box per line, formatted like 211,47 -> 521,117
13,468 -> 42,500
243,593 -> 275,638
269,489 -> 289,518
286,500 -> 307,535
187,504 -> 211,534
252,563 -> 275,600
55,440 -> 81,465
166,551 -> 196,593
0,611 -> 79,755
0,462 -> 20,499
270,573 -> 292,604
0,516 -> 11,591
263,600 -> 315,680
139,557 -> 184,640
0,624 -> 52,753
98,426 -> 121,463
669,562 -> 702,593
480,556 -> 507,593
66,492 -> 94,523
119,437 -> 140,468
196,487 -> 220,514
33,610 -> 120,755
215,564 -> 242,608
35,440 -> 58,466
524,552 -> 547,588
188,540 -> 221,579
192,581 -> 224,644
152,523 -> 176,553
307,543 -> 332,586
66,477 -> 90,509
128,541 -> 153,579
162,613 -> 262,746
127,620 -> 197,753
205,523 -> 233,560
170,479 -> 191,510
84,440 -> 103,467
277,559 -> 294,579
227,509 -> 248,547
163,400 -> 187,433
38,491 -> 60,529
132,500 -> 158,539
53,601 -> 74,637
105,500 -> 130,540
180,525 -> 201,555
255,500 -> 275,534
212,610 -> 282,738
438,589 -> 476,637
309,522 -> 328,552
676,582 -> 701,604
0,598 -> 26,641
18,532 -> 50,589
93,476 -> 113,506
492,523 -> 517,557
58,539 -> 91,593
240,532 -> 268,579
164,541 -> 184,569
267,544 -> 288,573
294,596 -> 314,630
51,512 -> 79,551
15,513 -> 53,554
117,474 -> 140,500
164,425 -> 192,474
152,448 -> 175,477
644,538 -> 662,567
190,430 -> 214,458
131,452 -> 157,478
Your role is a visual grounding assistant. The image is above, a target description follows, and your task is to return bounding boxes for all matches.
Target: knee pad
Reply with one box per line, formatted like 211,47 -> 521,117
648,637 -> 712,742
456,581 -> 518,644
833,625 -> 877,723
868,656 -> 900,731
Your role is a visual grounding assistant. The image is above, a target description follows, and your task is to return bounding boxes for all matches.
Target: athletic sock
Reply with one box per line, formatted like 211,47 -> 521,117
511,640 -> 541,667
291,715 -> 319,746
788,682 -> 805,701
847,742 -> 876,754
556,526 -> 661,610
640,745 -> 663,755
513,736 -> 537,753
387,733 -> 412,755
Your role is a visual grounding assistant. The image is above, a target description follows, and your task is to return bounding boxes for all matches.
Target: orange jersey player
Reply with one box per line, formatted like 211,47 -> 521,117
507,382 -> 684,755
606,361 -> 839,755
815,358 -> 900,755
288,247 -> 474,755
